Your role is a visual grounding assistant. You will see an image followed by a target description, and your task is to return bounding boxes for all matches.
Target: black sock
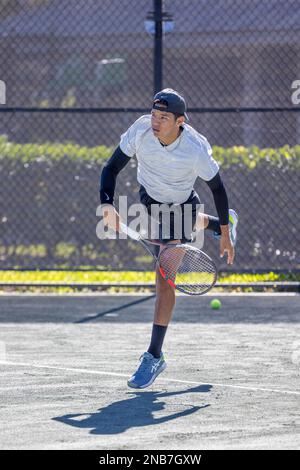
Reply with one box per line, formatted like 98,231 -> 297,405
147,323 -> 167,359
206,215 -> 221,235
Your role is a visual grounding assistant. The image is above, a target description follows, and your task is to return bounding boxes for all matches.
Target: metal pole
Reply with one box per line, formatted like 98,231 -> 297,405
153,0 -> 163,94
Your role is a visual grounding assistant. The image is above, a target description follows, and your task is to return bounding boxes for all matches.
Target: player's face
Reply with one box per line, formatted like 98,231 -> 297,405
151,109 -> 179,140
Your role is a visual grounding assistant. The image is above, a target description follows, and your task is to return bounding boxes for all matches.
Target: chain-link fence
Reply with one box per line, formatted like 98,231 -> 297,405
0,0 -> 299,273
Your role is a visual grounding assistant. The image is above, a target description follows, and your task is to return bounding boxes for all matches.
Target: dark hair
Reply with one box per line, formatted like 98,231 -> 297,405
173,113 -> 184,121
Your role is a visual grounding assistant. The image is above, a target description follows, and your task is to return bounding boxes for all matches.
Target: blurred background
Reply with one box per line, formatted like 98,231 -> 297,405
0,0 -> 299,289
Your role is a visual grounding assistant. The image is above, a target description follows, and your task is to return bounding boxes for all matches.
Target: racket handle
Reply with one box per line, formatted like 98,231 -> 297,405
120,222 -> 141,241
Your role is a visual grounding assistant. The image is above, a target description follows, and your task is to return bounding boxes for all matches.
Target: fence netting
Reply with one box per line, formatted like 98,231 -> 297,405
0,0 -> 299,272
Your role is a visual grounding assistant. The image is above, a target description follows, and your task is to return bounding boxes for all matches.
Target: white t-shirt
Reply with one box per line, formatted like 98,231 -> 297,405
119,114 -> 219,204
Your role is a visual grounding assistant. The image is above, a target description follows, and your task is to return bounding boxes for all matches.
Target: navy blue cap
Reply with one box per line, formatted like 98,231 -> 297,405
153,88 -> 189,121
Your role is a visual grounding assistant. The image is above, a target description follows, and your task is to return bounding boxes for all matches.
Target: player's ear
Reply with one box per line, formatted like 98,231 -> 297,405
176,116 -> 185,126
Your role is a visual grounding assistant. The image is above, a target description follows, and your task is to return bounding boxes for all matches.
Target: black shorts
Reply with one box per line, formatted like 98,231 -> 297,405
139,185 -> 200,243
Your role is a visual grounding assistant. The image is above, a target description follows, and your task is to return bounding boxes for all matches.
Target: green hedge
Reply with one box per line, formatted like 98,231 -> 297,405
213,145 -> 300,169
0,135 -> 113,163
0,135 -> 300,169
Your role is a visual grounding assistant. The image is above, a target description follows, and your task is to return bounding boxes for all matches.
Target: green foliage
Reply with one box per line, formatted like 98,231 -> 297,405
0,270 -> 298,294
212,145 -> 300,170
219,271 -> 300,283
0,270 -> 156,284
0,135 -> 113,163
0,135 -> 299,169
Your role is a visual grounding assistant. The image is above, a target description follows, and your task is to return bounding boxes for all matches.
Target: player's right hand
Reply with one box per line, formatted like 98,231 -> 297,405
101,204 -> 121,232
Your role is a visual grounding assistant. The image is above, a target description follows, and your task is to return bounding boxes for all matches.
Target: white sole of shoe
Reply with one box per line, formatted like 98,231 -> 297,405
229,209 -> 238,246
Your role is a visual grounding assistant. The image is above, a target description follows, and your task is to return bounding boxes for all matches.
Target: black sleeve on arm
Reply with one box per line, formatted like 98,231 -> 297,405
99,145 -> 131,205
205,171 -> 229,225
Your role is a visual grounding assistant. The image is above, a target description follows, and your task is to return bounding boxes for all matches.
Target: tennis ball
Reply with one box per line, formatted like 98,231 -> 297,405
210,298 -> 221,310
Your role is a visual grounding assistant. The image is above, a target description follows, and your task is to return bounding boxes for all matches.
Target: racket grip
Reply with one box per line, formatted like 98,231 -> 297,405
120,222 -> 140,241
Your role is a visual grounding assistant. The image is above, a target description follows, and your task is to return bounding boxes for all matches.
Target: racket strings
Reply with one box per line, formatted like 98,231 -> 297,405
159,245 -> 216,294
159,247 -> 185,282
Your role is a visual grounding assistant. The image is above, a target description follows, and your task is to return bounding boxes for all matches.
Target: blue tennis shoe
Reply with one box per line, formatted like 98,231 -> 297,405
127,351 -> 167,389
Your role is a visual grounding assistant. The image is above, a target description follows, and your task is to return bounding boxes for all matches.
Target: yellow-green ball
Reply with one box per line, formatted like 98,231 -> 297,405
210,298 -> 221,309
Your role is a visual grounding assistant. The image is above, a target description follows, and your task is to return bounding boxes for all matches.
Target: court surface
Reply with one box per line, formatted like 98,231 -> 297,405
0,293 -> 299,450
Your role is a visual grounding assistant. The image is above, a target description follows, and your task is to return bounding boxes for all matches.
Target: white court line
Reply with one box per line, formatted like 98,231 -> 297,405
0,360 -> 299,396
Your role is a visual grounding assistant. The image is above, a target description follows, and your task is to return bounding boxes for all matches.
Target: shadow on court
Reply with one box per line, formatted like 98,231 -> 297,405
52,385 -> 211,435
0,294 -> 299,323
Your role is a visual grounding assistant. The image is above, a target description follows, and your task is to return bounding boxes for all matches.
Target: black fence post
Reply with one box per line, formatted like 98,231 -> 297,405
153,0 -> 163,94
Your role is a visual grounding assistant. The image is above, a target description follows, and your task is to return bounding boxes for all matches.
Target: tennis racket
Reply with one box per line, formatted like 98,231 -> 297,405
120,223 -> 217,295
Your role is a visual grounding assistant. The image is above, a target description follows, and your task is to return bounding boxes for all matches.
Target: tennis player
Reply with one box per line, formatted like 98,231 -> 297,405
99,88 -> 238,389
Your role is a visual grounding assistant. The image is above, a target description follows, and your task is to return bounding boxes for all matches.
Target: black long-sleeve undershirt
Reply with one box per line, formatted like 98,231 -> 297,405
99,146 -> 131,205
205,172 -> 229,225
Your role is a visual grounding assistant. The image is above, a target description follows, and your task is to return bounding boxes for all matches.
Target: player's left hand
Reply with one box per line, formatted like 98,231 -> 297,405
220,234 -> 235,264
